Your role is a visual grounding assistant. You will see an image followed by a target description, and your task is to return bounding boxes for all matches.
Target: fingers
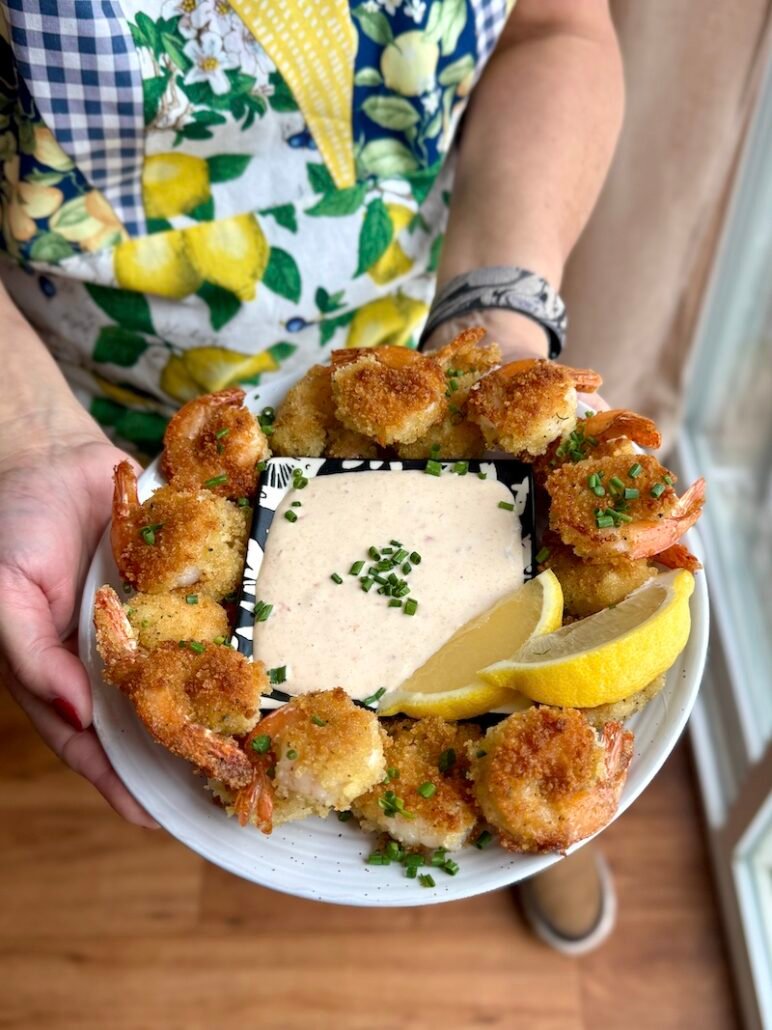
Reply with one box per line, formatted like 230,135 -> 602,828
4,675 -> 159,829
0,568 -> 94,728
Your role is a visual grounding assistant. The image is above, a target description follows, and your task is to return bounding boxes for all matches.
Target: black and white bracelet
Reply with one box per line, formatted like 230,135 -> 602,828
420,266 -> 567,358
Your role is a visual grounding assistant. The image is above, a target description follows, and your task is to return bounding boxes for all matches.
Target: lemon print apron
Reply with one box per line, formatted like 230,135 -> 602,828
0,0 -> 514,453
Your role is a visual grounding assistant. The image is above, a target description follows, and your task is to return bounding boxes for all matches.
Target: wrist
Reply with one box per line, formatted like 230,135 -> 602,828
422,308 -> 550,362
0,406 -> 109,475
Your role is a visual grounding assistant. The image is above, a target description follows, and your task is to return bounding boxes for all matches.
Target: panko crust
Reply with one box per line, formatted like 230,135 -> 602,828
467,359 -> 578,458
540,536 -> 656,618
580,675 -> 667,729
331,347 -> 447,446
469,707 -> 633,854
352,716 -> 482,851
396,415 -> 485,459
114,486 -> 249,598
126,590 -> 229,649
433,327 -> 502,403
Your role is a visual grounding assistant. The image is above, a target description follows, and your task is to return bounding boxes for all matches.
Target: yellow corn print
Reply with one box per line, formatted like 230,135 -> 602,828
231,0 -> 357,188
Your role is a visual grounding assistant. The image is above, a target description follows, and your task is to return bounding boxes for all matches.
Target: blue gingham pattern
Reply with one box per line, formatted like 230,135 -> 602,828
4,0 -> 146,236
470,0 -> 511,74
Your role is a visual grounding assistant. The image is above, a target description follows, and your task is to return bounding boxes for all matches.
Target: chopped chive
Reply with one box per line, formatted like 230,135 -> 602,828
442,859 -> 460,876
255,601 -> 273,622
430,444 -> 441,457
338,810 -> 353,822
330,572 -> 343,584
628,462 -> 643,479
596,514 -> 615,529
478,471 -> 488,480
139,522 -> 163,546
475,749 -> 487,759
367,852 -> 389,866
453,461 -> 468,475
203,474 -> 228,488
534,547 -> 550,564
215,427 -> 230,439
256,460 -> 267,472
403,598 -> 418,616
390,539 -> 403,547
189,641 -> 205,654
425,459 -> 442,477
624,488 -> 640,500
401,562 -> 412,575
360,576 -> 374,592
431,848 -> 447,867
614,510 -> 633,523
663,475 -> 674,486
386,841 -> 404,861
185,594 -> 198,605
438,748 -> 456,773
381,547 -> 394,555
593,485 -> 606,497
651,483 -> 666,498
474,831 -> 493,850
393,548 -> 408,563
311,715 -> 327,727
284,510 -> 298,522
363,687 -> 386,707
385,767 -> 399,782
403,853 -> 424,868
498,501 -> 515,511
388,599 -> 402,609
236,496 -> 250,508
418,782 -> 436,799
349,560 -> 365,575
291,500 -> 302,507
260,406 -> 275,423
588,473 -> 600,489
378,790 -> 414,819
609,475 -> 625,493
213,635 -> 227,645
405,865 -> 418,879
251,734 -> 271,754
286,748 -> 298,760
409,551 -> 421,565
268,666 -> 286,685
368,546 -> 381,560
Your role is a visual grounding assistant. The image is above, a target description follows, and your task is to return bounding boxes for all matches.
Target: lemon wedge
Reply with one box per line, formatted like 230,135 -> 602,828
479,569 -> 694,709
378,570 -> 563,720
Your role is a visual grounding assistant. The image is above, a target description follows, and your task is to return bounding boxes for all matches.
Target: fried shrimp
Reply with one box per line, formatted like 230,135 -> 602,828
468,707 -> 634,853
124,590 -> 229,650
111,461 -> 248,598
331,346 -> 447,446
94,586 -> 265,789
232,688 -> 386,833
467,358 -> 602,458
546,453 -> 706,563
540,536 -> 656,618
534,408 -> 662,482
351,717 -> 482,852
161,387 -> 269,498
396,416 -> 485,459
434,326 -> 502,402
270,364 -> 378,459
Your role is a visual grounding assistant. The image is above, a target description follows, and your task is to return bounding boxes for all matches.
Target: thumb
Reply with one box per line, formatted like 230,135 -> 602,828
0,568 -> 93,729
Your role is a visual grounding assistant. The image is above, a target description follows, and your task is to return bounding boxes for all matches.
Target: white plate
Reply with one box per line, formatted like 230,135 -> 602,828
78,382 -> 709,907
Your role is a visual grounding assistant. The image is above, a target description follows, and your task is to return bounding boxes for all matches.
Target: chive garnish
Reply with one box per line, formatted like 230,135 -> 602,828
663,475 -> 674,486
442,859 -> 460,876
624,488 -> 639,500
286,748 -> 298,760
393,548 -> 408,563
139,523 -> 163,546
251,734 -> 271,754
256,460 -> 267,472
368,546 -> 380,560
337,811 -> 352,822
425,459 -> 442,476
268,666 -> 286,685
593,485 -> 606,497
418,782 -> 436,798
388,599 -> 402,609
360,577 -> 374,592
419,874 -> 436,888
410,552 -> 421,565
284,510 -> 298,522
378,791 -> 414,819
431,848 -> 448,867
629,462 -> 643,478
185,594 -> 198,605
385,767 -> 399,782
438,748 -> 456,773
186,641 -> 203,654
255,601 -> 273,622
291,500 -> 302,507
651,483 -> 666,498
498,501 -> 514,511
368,852 -> 389,866
386,841 -> 404,861
237,496 -> 250,507
390,539 -> 402,547
311,715 -> 327,727
453,461 -> 468,475
330,572 -> 343,584
477,471 -> 487,480
474,831 -> 493,850
215,427 -> 229,439
203,474 -> 228,488
534,547 -> 550,564
401,562 -> 412,575
403,598 -> 418,616
596,513 -> 615,529
609,475 -> 625,493
349,560 -> 365,575
475,749 -> 487,759
363,687 -> 386,707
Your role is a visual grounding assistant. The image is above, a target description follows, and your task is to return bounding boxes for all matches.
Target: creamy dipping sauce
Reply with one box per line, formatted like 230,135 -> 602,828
254,470 -> 523,701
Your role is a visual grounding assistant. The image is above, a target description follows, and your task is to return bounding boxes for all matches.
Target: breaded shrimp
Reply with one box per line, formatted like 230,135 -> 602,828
534,409 -> 662,482
111,461 -> 248,598
351,717 -> 482,852
124,590 -> 229,650
232,688 -> 386,833
579,674 -> 666,729
94,586 -> 265,789
433,326 -> 502,403
546,453 -> 705,563
396,415 -> 485,460
467,358 -> 602,458
539,535 -> 656,618
331,346 -> 446,446
271,365 -> 378,459
161,387 -> 269,499
468,707 -> 633,853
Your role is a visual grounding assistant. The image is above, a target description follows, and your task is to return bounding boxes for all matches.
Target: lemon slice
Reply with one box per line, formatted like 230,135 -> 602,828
479,569 -> 694,709
378,570 -> 564,720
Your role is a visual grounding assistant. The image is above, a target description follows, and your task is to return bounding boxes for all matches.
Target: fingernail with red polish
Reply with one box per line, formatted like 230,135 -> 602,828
52,697 -> 83,732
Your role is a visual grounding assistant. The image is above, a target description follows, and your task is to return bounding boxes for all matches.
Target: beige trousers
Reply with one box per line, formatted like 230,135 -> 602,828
561,0 -> 771,450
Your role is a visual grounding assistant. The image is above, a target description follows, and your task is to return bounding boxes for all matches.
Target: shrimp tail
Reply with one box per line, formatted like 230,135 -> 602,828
233,761 -> 275,833
93,585 -> 139,689
655,543 -> 702,572
568,367 -> 603,394
179,724 -> 254,792
601,721 -> 635,778
626,478 -> 706,561
582,409 -> 662,449
111,461 -> 140,576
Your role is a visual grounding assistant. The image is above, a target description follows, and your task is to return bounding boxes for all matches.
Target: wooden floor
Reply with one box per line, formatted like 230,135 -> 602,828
0,689 -> 739,1030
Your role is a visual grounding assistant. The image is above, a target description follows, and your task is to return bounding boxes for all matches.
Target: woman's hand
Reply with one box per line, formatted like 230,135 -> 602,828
0,422 -> 157,828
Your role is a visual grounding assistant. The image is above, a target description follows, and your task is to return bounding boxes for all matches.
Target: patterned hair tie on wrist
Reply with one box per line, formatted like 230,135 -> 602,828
421,266 -> 567,358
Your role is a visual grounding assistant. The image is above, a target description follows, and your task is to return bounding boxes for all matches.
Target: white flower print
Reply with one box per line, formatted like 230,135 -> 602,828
404,0 -> 426,22
361,0 -> 379,10
421,87 -> 441,116
183,31 -> 239,95
223,23 -> 273,83
191,0 -> 234,35
380,0 -> 403,15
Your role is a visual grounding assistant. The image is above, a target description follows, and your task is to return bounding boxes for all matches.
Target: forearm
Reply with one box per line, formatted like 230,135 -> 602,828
0,280 -> 103,465
433,0 -> 624,355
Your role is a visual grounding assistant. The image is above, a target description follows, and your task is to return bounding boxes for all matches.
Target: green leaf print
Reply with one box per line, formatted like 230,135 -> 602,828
161,31 -> 191,72
355,199 -> 393,277
92,326 -> 150,367
307,163 -> 336,194
179,122 -> 214,141
352,5 -> 394,45
268,70 -> 299,113
193,110 -> 227,126
86,284 -> 155,335
268,341 -> 297,363
115,410 -> 168,452
438,54 -> 475,86
49,196 -> 90,231
196,283 -> 242,331
436,0 -> 467,56
315,287 -> 345,314
261,204 -> 298,233
133,13 -> 160,53
354,68 -> 383,87
428,233 -> 444,274
90,396 -> 124,428
362,96 -> 420,131
188,196 -> 215,221
406,161 -> 442,204
425,110 -> 443,139
25,170 -> 65,186
28,232 -> 74,263
359,139 -> 419,179
306,184 -> 366,217
146,217 -> 174,234
207,154 -> 252,183
144,71 -> 171,126
319,310 -> 355,347
263,247 -> 302,303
